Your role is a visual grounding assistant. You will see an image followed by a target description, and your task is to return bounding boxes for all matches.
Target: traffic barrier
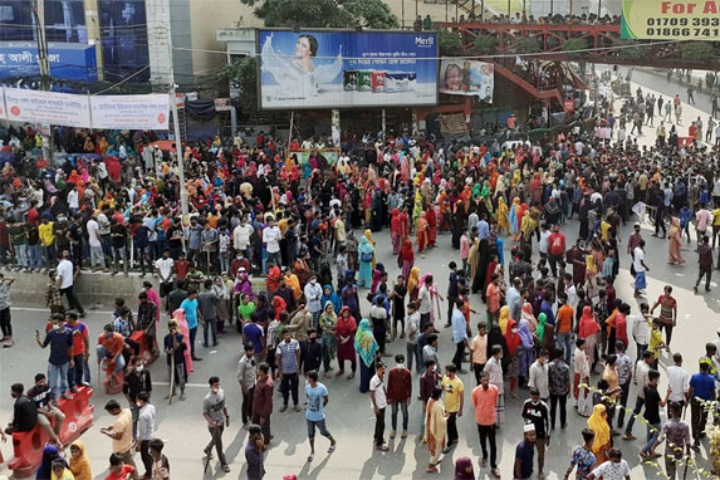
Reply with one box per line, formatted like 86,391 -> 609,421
9,386 -> 95,478
678,136 -> 694,147
102,359 -> 125,394
130,330 -> 158,365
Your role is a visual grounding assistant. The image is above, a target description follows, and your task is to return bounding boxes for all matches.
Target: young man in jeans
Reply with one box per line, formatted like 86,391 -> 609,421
275,330 -> 301,412
35,313 -> 74,400
387,354 -> 412,439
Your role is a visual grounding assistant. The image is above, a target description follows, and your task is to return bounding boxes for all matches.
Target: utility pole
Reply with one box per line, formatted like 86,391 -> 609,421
31,0 -> 54,161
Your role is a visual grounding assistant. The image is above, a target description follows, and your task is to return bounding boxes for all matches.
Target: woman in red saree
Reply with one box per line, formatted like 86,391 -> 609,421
426,203 -> 437,248
416,212 -> 428,254
335,306 -> 358,379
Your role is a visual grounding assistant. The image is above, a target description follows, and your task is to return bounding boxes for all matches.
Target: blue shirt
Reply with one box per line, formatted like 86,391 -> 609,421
305,383 -> 328,421
478,220 -> 490,240
540,301 -> 556,326
180,298 -> 199,329
515,440 -> 535,479
451,308 -> 467,344
245,441 -> 265,479
43,328 -> 73,366
243,323 -> 264,353
690,372 -> 716,400
447,271 -> 459,298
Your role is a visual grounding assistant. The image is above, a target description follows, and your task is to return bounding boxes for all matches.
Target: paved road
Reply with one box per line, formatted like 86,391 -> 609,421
1,74 -> 719,480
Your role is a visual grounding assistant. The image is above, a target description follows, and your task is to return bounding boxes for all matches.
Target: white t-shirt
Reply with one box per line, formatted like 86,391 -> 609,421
155,257 -> 175,281
369,374 -> 387,409
539,230 -> 551,254
633,246 -> 646,273
590,459 -> 631,480
667,365 -> 689,403
418,285 -> 431,314
67,190 -> 79,209
262,226 -> 281,253
57,259 -> 74,289
86,219 -> 101,247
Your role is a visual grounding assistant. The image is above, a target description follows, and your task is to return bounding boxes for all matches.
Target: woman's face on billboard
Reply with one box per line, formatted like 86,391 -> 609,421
296,37 -> 312,58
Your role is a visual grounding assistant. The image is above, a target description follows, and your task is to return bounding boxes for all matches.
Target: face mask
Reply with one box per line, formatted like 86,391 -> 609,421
136,365 -> 144,372
211,387 -> 220,394
511,328 -> 518,334
310,280 -> 316,285
397,363 -> 404,369
52,324 -> 60,330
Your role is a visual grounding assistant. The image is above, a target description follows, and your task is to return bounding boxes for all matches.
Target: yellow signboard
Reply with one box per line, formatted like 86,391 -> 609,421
621,0 -> 720,40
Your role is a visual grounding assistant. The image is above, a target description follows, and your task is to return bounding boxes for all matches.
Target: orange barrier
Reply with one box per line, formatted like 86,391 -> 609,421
130,330 -> 158,365
102,359 -> 125,394
678,136 -> 695,147
9,386 -> 95,478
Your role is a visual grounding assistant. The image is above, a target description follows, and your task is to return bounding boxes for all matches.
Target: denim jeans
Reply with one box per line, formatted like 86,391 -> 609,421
407,342 -> 421,374
112,246 -> 128,274
28,244 -> 43,268
189,326 -> 198,359
391,400 -> 409,432
624,396 -> 645,435
556,333 -> 573,365
90,245 -> 105,268
202,317 -> 217,347
642,421 -> 661,454
14,244 -> 28,267
96,345 -> 126,372
48,362 -> 69,399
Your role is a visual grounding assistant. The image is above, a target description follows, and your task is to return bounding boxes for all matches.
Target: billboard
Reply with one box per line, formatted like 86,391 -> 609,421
621,0 -> 720,40
0,42 -> 97,81
90,94 -> 169,130
439,60 -> 494,103
3,88 -> 91,128
0,88 -> 5,120
258,29 -> 438,109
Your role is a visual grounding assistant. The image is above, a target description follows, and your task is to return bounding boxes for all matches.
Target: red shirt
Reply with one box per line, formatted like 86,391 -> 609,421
27,208 -> 40,227
175,260 -> 189,281
548,232 -> 566,256
386,366 -> 412,402
105,464 -> 135,480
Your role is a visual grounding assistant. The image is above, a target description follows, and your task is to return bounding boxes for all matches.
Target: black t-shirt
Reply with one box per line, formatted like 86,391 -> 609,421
13,395 -> 38,431
111,224 -> 128,249
392,285 -> 407,319
643,385 -> 661,424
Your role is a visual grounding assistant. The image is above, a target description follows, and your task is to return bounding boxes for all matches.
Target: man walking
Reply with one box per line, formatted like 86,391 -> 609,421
202,376 -> 231,473
180,289 -> 202,362
100,400 -> 139,480
694,235 -> 714,293
276,329 -> 301,412
252,362 -> 274,446
450,300 -> 469,373
238,344 -> 256,429
441,363 -> 465,452
56,250 -> 85,317
651,401 -> 691,480
35,314 -> 74,400
387,354 -> 412,439
136,391 -> 156,479
651,285 -> 677,347
522,389 -> 551,478
548,349 -> 571,430
623,350 -> 654,440
304,370 -> 337,462
197,280 -> 219,348
370,362 -> 389,451
472,372 -> 500,478
528,350 -> 550,402
689,360 -> 716,450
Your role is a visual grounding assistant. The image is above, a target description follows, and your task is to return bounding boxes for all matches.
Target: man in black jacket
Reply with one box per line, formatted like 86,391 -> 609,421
522,389 -> 550,479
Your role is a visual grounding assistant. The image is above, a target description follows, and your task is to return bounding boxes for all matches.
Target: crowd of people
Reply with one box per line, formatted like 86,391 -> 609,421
1,72 -> 720,479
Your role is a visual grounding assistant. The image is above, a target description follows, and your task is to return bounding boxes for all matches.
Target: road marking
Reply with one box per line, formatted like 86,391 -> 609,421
153,381 -> 208,388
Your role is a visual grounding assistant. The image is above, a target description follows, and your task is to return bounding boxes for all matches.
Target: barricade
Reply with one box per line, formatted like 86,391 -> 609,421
130,330 -> 158,365
9,386 -> 94,478
102,359 -> 125,394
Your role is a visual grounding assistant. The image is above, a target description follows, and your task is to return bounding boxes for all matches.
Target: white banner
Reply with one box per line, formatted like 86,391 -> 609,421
3,87 -> 91,128
0,88 -> 6,121
90,94 -> 169,130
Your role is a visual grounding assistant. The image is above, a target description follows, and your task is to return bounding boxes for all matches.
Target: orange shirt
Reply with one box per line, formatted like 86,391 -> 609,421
556,304 -> 574,334
98,332 -> 125,355
472,384 -> 499,426
486,283 -> 500,314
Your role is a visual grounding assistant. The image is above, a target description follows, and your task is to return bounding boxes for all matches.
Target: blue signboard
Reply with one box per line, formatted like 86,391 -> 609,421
0,42 -> 97,81
258,29 -> 438,109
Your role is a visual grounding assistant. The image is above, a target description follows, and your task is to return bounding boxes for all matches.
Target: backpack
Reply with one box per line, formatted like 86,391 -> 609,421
361,251 -> 373,263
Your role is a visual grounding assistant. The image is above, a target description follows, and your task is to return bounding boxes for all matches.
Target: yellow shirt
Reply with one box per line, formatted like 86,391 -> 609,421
38,222 -> 55,247
648,328 -> 663,358
713,208 -> 720,226
278,218 -> 289,237
601,220 -> 611,242
441,376 -> 464,413
111,409 -> 134,453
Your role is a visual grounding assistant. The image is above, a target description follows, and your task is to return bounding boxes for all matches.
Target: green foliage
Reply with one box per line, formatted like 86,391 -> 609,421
241,0 -> 398,29
612,38 -> 650,60
513,37 -> 541,54
682,41 -> 717,61
438,30 -> 463,56
562,38 -> 587,51
473,36 -> 498,55
214,57 -> 259,115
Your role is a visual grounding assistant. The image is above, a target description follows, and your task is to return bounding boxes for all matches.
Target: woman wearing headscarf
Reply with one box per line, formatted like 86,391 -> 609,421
363,229 -> 377,270
336,306 -> 358,379
578,306 -> 601,369
509,197 -> 521,240
453,456 -> 475,480
68,440 -> 91,480
495,196 -> 511,235
667,217 -> 685,265
319,301 -> 338,378
587,404 -> 611,465
355,318 -> 379,393
416,212 -> 428,255
521,302 -> 538,333
426,201 -> 437,248
538,312 -> 556,358
357,236 -> 374,288
37,444 -> 66,480
423,387 -> 447,473
498,305 -> 511,335
467,236 -> 480,286
321,285 -> 342,314
504,317 -> 522,398
407,266 -> 421,304
398,237 -> 415,280
518,316 -> 536,391
341,271 -> 361,321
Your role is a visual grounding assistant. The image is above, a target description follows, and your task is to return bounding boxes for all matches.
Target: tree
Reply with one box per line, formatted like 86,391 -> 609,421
242,0 -> 398,29
214,57 -> 259,116
681,41 -> 717,62
473,36 -> 498,55
438,30 -> 463,56
513,37 -> 541,54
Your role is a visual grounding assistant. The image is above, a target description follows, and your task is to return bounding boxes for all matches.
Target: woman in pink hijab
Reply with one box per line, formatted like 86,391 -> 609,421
171,308 -> 193,376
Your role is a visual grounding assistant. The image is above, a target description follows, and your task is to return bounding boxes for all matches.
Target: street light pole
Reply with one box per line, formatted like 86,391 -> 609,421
31,0 -> 54,161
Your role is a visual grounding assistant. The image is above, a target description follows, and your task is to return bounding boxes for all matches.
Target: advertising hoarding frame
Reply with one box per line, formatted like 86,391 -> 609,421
621,0 -> 720,40
256,28 -> 439,111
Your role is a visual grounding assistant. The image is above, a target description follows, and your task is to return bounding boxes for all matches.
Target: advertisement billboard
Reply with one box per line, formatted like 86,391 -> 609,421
3,88 -> 92,128
439,60 -> 494,103
0,88 -> 5,121
621,0 -> 720,40
258,29 -> 438,109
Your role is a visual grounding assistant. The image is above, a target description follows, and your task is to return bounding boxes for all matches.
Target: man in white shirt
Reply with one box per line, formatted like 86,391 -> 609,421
633,240 -> 649,297
369,362 -> 389,451
303,275 -> 323,329
418,276 -> 433,329
154,250 -> 175,308
262,218 -> 282,272
67,186 -> 79,214
86,215 -> 106,270
667,352 -> 690,408
136,391 -> 156,478
233,218 -> 254,258
56,250 -> 85,317
623,350 -> 654,440
528,350 -> 550,402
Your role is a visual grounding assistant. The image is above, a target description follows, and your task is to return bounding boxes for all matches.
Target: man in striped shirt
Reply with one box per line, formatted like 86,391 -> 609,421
276,329 -> 301,413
